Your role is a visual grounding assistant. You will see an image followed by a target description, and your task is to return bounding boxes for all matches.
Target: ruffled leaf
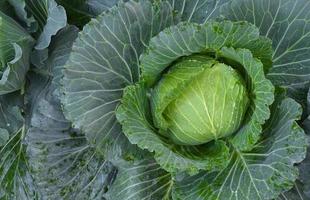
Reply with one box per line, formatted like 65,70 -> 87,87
0,11 -> 34,94
281,88 -> 310,199
56,0 -> 124,28
116,83 -> 230,175
173,96 -> 308,200
25,0 -> 67,50
140,21 -> 272,86
279,146 -> 310,200
219,47 -> 274,151
219,0 -> 310,91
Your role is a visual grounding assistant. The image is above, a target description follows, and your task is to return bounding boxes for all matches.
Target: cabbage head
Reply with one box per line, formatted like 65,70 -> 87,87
152,56 -> 249,145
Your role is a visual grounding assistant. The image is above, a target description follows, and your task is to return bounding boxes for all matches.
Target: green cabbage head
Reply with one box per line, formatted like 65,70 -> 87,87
115,21 -> 278,175
152,56 -> 249,145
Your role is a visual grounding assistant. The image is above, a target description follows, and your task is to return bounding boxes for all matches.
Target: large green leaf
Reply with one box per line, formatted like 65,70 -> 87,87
105,158 -> 173,200
219,0 -> 310,90
62,0 -> 178,158
26,76 -> 116,199
172,96 -> 307,200
0,94 -> 37,200
117,83 -> 230,175
25,0 -> 67,50
26,26 -> 117,200
0,11 -> 34,94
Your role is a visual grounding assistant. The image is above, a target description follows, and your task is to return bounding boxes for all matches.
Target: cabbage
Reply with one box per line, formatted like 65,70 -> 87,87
1,0 -> 310,199
152,58 -> 249,145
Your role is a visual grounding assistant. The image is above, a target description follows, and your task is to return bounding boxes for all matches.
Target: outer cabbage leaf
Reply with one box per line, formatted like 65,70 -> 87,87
62,0 -> 178,159
25,0 -> 67,50
219,0 -> 310,94
56,0 -> 124,28
279,151 -> 310,200
105,158 -> 173,200
281,88 -> 310,199
26,26 -> 116,200
26,74 -> 116,199
172,96 -> 308,200
116,83 -> 230,175
140,21 -> 274,151
0,11 -> 34,94
284,81 -> 310,120
0,94 -> 37,199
